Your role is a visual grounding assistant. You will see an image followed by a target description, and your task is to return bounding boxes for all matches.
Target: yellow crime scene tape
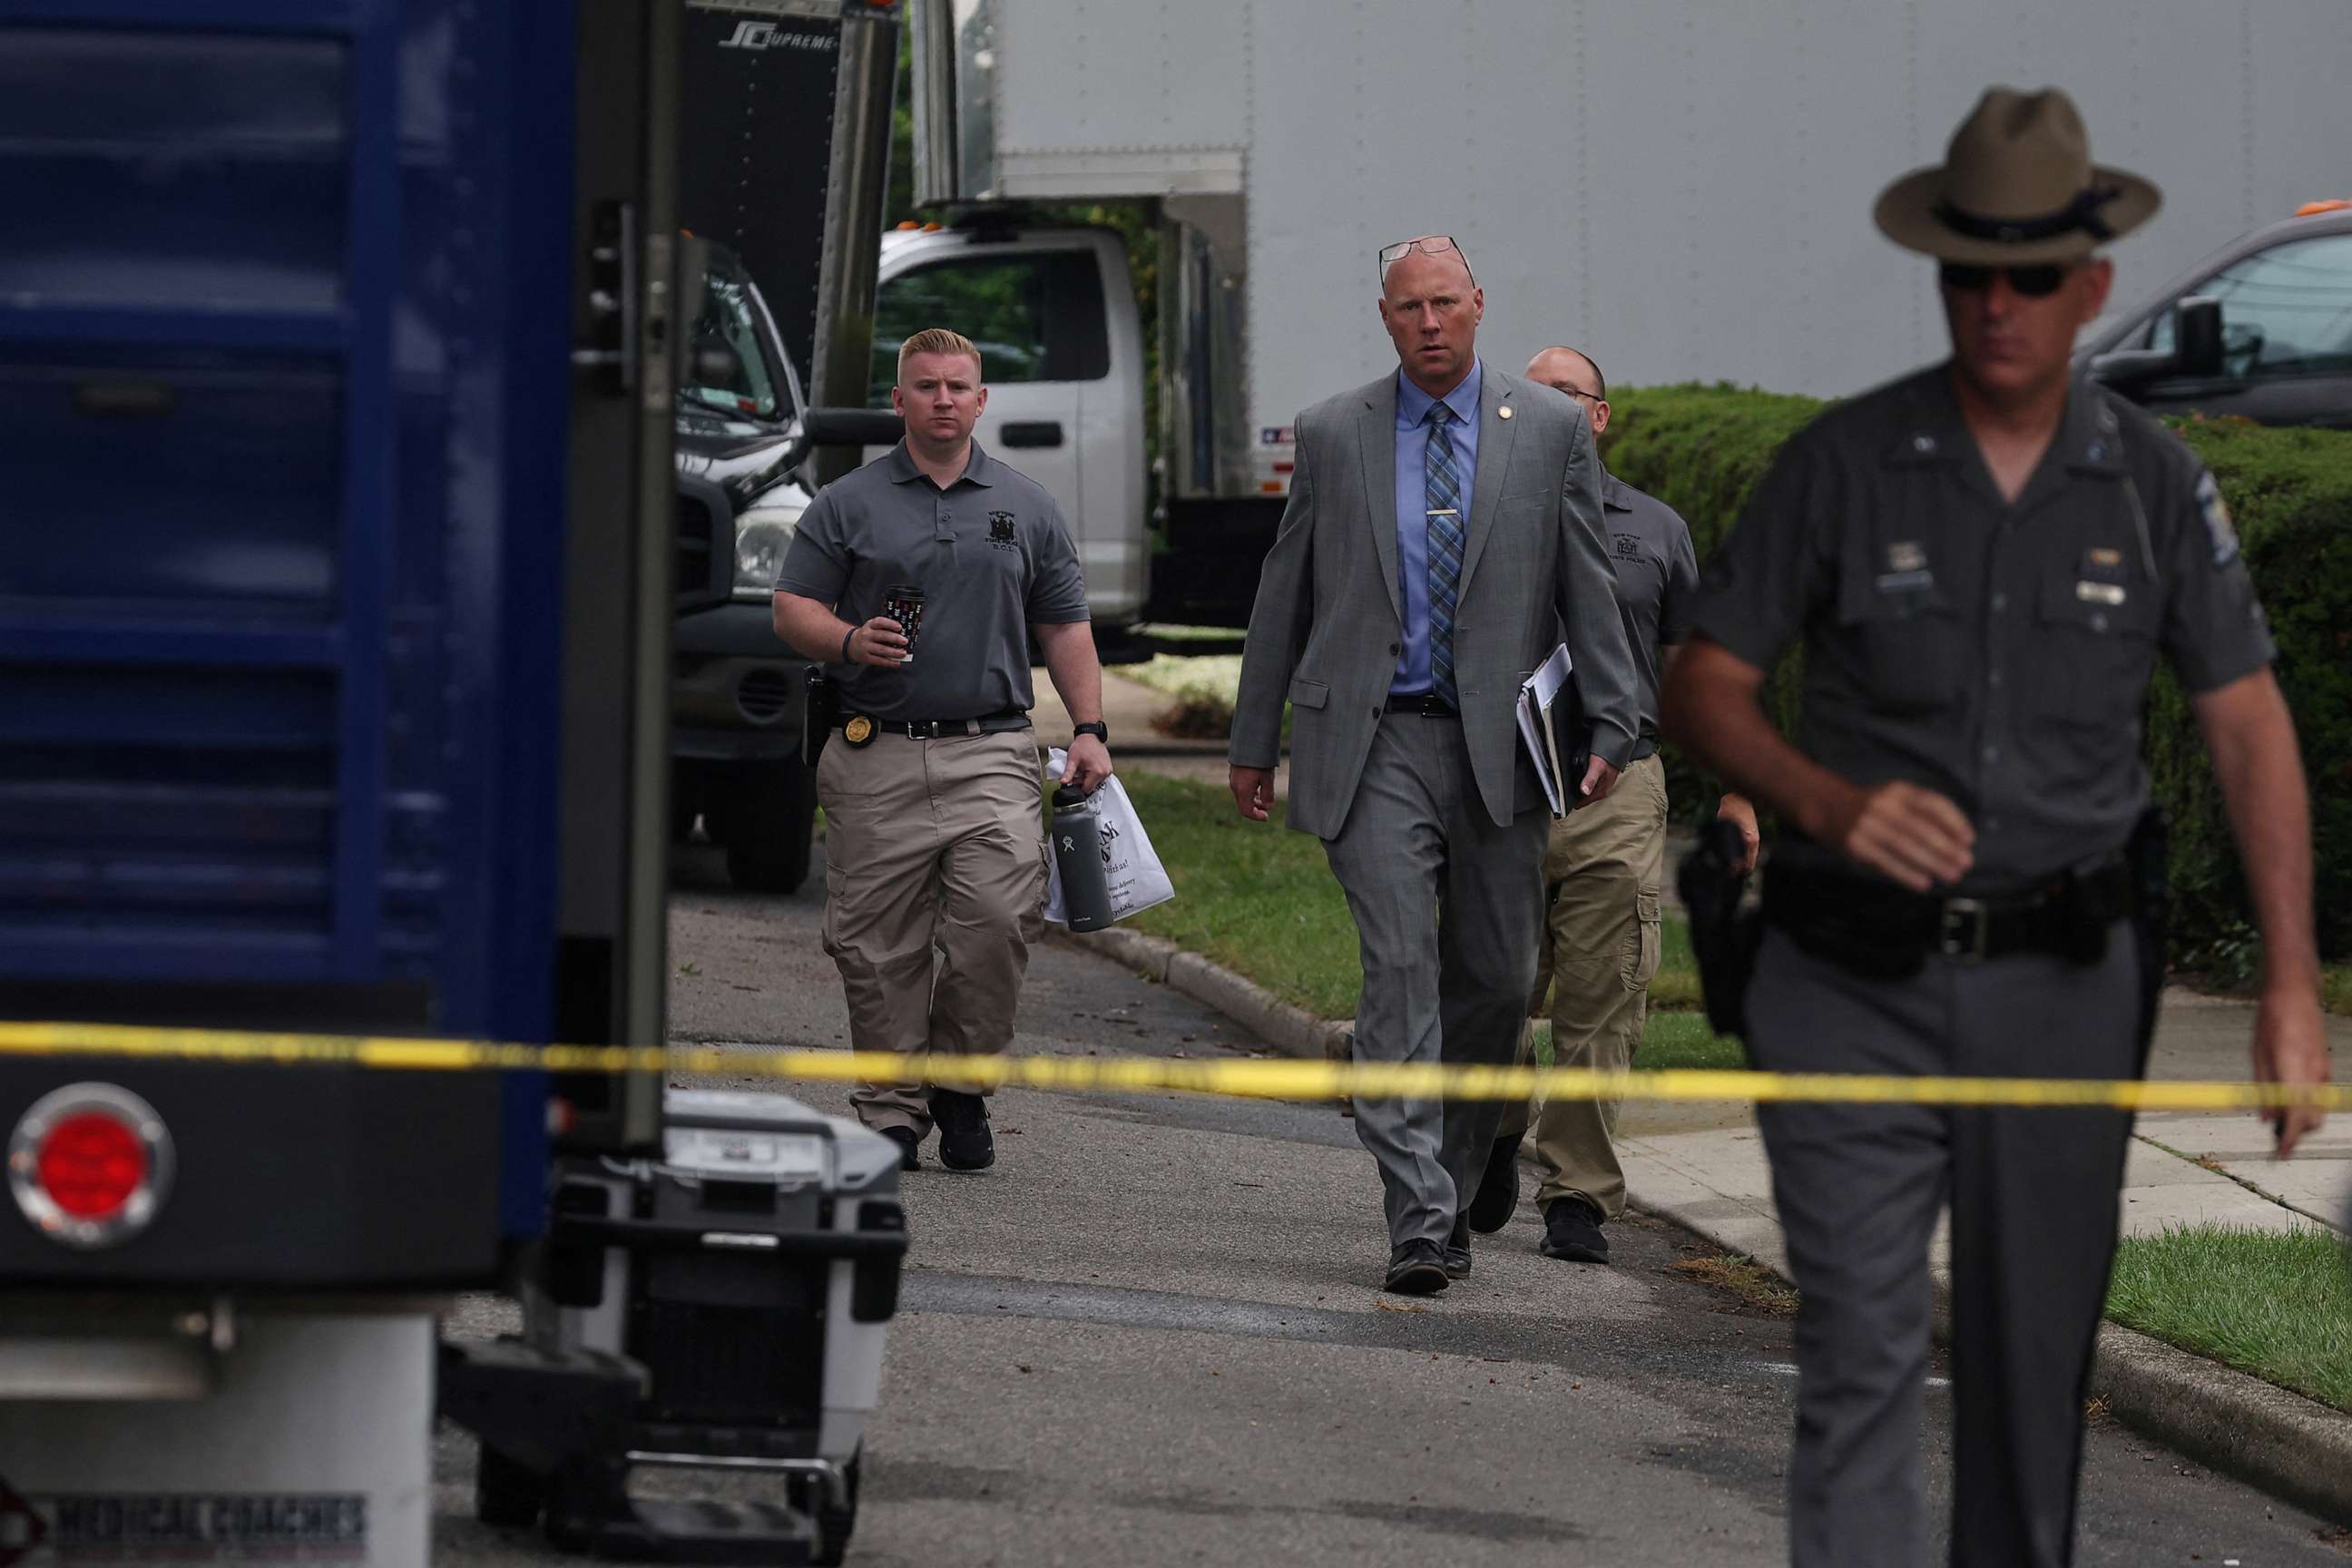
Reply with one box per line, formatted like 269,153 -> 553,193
0,1020 -> 2341,1113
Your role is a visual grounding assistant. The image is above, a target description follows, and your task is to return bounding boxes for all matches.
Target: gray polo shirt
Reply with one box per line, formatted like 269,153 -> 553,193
1685,365 -> 2274,892
776,440 -> 1090,722
1600,469 -> 1701,746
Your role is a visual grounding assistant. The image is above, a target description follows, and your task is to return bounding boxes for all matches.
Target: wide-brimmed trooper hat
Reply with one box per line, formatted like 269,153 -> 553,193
1875,86 -> 2161,265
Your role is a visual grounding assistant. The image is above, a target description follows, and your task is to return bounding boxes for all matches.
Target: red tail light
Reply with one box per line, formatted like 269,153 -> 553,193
8,1084 -> 174,1249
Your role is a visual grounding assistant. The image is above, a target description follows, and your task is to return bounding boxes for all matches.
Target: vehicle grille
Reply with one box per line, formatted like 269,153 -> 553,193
737,666 -> 795,723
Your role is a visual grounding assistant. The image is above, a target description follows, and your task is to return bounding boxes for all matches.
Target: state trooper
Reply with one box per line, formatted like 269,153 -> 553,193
1664,88 -> 2331,1566
772,327 -> 1112,1172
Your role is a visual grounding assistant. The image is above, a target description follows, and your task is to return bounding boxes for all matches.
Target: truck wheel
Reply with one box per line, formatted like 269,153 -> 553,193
808,1451 -> 860,1567
475,1446 -> 545,1529
721,760 -> 816,893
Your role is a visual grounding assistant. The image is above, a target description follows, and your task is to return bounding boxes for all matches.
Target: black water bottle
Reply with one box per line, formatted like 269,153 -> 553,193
1051,783 -> 1114,932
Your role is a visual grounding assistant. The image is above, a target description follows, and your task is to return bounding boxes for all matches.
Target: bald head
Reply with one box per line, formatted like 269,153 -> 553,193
1525,345 -> 1610,436
1378,237 -> 1484,397
1379,235 -> 1476,299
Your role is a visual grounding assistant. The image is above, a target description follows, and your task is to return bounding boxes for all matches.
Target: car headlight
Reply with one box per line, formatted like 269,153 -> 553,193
732,509 -> 803,603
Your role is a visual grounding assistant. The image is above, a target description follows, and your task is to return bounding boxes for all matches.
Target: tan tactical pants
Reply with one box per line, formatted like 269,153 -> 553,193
1497,754 -> 1667,1220
818,728 -> 1048,1137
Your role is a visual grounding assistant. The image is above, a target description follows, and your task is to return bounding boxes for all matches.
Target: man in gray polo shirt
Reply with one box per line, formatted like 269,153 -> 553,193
1465,346 -> 1757,1263
772,327 -> 1112,1172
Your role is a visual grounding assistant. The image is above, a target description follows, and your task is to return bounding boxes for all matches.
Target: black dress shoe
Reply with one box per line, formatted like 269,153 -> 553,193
1465,1132 -> 1524,1234
1538,1197 -> 1611,1264
1383,1242 -> 1450,1296
931,1090 -> 995,1171
1443,1214 -> 1472,1278
880,1127 -> 920,1171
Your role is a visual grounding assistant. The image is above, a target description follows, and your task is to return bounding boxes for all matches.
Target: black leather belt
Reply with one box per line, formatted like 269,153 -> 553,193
1384,692 -> 1458,718
838,710 -> 1031,740
1765,857 -> 2130,969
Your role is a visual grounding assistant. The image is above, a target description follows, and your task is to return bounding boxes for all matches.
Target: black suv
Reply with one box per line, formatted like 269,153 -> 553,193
672,244 -> 897,891
2081,201 -> 2352,428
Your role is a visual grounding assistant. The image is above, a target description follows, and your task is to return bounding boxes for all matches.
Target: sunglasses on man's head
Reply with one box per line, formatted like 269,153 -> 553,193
1378,235 -> 1475,283
1938,262 -> 2069,298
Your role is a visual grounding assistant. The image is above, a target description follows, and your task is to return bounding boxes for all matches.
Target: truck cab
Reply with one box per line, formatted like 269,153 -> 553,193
868,225 -> 1148,628
672,241 -> 821,893
2081,201 -> 2352,429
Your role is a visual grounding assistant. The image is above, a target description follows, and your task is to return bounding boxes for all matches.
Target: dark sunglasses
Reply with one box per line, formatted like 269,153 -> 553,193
1938,261 -> 2069,298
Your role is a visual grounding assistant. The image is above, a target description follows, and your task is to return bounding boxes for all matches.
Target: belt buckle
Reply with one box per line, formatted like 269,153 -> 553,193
1939,897 -> 1989,963
905,720 -> 938,740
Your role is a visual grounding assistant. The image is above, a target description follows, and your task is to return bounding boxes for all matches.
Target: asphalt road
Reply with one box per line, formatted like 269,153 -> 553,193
433,840 -> 2351,1565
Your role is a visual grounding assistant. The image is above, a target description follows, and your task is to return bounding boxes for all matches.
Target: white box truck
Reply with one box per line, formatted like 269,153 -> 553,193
885,0 -> 2352,626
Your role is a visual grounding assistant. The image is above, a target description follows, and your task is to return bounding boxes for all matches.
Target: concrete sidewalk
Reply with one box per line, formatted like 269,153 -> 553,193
1616,990 -> 2352,1282
1032,668 -> 1226,757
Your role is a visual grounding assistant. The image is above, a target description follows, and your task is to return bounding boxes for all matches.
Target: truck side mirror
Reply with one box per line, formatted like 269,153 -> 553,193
2089,293 -> 2230,394
2175,295 -> 2224,379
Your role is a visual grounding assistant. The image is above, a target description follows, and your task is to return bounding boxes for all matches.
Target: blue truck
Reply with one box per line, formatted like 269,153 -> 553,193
0,2 -> 901,1560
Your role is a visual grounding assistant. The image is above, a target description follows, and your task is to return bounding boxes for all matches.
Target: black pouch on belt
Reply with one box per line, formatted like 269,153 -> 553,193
2126,807 -> 2170,1063
1677,817 -> 1764,1038
1760,865 -> 1934,982
801,666 -> 836,770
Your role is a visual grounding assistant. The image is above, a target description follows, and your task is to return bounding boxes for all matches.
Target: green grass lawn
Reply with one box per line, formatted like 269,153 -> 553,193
1121,772 -> 1744,1067
2107,1224 -> 2352,1414
2326,965 -> 2351,1018
1122,773 -> 1362,1020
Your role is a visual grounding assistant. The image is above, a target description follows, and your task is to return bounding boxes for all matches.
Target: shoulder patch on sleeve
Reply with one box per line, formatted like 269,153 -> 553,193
2195,469 -> 2239,567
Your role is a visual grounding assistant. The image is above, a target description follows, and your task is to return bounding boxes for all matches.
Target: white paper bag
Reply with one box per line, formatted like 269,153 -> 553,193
1042,749 -> 1176,926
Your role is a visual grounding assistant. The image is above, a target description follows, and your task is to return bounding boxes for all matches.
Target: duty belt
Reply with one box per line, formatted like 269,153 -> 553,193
1764,856 -> 2132,969
838,709 -> 1031,740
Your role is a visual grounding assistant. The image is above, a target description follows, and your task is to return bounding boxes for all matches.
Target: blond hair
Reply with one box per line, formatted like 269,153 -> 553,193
896,327 -> 983,384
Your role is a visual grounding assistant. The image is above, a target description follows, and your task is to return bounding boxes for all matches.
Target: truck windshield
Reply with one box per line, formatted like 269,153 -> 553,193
683,264 -> 788,421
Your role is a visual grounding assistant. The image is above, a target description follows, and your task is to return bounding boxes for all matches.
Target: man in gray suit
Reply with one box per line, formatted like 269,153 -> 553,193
1228,235 -> 1641,1295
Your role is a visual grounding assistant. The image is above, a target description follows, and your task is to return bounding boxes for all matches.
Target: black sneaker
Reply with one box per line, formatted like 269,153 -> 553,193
1383,1241 -> 1449,1296
931,1090 -> 995,1171
1538,1197 -> 1611,1264
1464,1132 -> 1523,1234
880,1126 -> 920,1171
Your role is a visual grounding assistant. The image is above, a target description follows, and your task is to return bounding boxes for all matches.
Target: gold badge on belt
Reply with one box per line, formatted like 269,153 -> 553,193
843,714 -> 877,747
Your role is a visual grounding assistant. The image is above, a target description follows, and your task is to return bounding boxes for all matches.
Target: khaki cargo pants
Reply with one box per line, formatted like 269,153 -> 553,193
818,727 -> 1048,1137
1497,753 -> 1667,1220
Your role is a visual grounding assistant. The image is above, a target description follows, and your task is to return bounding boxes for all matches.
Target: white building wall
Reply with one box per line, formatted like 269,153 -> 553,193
985,0 -> 2352,420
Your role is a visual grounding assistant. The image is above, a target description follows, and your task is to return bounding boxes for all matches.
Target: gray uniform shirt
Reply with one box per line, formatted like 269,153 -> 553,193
1686,366 -> 2274,892
777,440 -> 1089,722
1601,470 -> 1701,747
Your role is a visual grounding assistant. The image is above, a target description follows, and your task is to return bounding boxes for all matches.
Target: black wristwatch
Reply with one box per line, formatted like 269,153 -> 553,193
1073,720 -> 1109,745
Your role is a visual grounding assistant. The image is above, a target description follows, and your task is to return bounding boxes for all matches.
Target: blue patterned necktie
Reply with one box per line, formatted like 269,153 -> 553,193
1424,402 -> 1464,708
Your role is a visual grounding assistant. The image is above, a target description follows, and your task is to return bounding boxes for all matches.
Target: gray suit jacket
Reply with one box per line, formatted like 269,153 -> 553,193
1230,366 -> 1640,840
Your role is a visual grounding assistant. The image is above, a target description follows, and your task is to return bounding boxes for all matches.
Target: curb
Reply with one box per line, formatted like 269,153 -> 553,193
1635,1190 -> 2352,1528
1046,925 -> 1348,1063
1048,925 -> 2352,1528
2091,1320 -> 2352,1526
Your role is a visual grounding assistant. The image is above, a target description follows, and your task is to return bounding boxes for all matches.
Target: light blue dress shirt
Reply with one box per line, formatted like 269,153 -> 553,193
1391,359 -> 1481,694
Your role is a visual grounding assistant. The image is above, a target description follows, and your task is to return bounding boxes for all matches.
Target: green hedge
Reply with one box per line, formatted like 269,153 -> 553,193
1602,383 -> 2352,966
